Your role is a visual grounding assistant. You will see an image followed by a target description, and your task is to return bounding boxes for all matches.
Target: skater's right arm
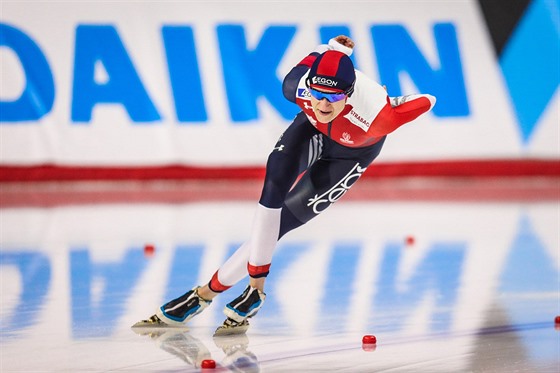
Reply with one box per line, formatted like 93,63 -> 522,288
282,65 -> 311,103
282,35 -> 355,103
281,53 -> 319,103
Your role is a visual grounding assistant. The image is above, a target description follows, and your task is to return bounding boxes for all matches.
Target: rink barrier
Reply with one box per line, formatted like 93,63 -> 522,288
0,159 -> 558,182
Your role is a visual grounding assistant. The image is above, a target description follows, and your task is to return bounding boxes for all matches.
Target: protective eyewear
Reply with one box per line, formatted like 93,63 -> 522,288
308,88 -> 347,103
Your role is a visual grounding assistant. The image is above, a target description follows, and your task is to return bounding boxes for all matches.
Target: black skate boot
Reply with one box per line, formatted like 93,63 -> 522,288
132,286 -> 211,328
157,286 -> 212,325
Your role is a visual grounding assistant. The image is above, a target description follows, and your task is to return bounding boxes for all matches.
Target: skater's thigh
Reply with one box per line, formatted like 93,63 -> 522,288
281,138 -> 386,228
282,157 -> 364,225
259,112 -> 321,208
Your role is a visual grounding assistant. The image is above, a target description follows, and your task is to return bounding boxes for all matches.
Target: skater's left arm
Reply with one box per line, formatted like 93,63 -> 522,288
368,94 -> 436,137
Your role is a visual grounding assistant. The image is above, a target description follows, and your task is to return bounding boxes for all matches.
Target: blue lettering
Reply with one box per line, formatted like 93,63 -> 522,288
0,24 -> 55,122
320,242 -> 360,330
165,244 -> 204,301
500,214 -> 559,361
71,25 -> 160,123
70,247 -> 147,338
372,23 -> 470,117
1,22 -> 475,126
162,26 -> 207,123
217,24 -> 299,122
319,25 -> 357,66
0,251 -> 51,334
500,0 -> 559,143
375,241 -> 465,332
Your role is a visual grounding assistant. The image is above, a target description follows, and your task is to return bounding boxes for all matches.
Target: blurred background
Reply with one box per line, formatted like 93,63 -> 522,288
1,0 -> 558,372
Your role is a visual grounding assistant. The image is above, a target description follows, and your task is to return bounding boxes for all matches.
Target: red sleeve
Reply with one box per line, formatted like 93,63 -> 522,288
297,53 -> 318,68
368,96 -> 433,137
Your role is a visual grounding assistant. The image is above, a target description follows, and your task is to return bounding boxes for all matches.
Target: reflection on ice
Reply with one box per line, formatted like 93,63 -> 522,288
1,199 -> 558,372
131,328 -> 260,372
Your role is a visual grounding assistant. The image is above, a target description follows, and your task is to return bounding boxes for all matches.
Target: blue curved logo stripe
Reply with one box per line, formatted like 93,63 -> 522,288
500,0 -> 560,143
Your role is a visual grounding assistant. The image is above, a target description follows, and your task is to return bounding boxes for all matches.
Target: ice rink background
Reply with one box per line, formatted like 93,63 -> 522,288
1,178 -> 558,372
1,0 -> 559,371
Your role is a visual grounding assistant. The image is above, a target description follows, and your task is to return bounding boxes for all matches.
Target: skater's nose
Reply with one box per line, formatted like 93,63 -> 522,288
317,98 -> 332,108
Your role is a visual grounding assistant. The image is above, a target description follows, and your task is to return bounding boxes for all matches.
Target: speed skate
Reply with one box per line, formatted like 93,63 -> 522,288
131,314 -> 251,336
132,314 -> 188,329
213,318 -> 250,336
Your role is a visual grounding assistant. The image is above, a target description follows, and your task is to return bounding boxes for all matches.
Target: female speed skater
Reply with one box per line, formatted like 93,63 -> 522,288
133,35 -> 436,335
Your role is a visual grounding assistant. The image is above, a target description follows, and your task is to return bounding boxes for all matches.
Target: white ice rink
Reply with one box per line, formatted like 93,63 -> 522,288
1,178 -> 559,372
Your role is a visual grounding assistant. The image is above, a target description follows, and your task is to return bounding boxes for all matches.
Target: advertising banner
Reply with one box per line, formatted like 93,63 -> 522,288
1,0 -> 558,178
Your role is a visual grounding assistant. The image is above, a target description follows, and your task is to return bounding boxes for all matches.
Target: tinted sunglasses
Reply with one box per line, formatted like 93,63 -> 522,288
308,88 -> 347,103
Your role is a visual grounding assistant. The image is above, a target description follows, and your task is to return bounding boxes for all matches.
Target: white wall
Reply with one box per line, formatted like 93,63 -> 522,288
1,1 -> 558,169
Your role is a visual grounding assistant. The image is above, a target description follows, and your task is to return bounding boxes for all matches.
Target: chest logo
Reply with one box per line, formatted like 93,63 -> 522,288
340,132 -> 354,144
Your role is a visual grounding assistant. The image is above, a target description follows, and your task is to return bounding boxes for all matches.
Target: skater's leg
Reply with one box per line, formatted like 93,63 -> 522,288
212,112 -> 318,291
215,190 -> 291,325
278,137 -> 386,238
245,113 -> 320,278
137,114 -> 317,328
172,123 -> 311,302
201,203 -> 281,297
204,241 -> 252,295
215,115 -> 319,332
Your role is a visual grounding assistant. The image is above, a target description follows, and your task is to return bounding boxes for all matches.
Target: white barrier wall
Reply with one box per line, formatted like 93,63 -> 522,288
1,1 -> 558,169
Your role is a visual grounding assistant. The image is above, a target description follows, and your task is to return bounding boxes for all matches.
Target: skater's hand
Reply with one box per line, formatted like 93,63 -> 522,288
327,35 -> 354,56
332,35 -> 354,50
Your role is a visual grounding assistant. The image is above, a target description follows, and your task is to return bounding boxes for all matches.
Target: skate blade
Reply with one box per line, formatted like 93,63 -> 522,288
213,319 -> 250,337
131,314 -> 188,330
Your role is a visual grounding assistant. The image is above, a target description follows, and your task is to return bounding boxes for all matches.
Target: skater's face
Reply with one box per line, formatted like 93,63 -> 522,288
309,89 -> 347,123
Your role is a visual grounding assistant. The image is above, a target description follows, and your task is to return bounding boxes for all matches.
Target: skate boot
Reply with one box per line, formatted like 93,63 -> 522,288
214,285 -> 265,336
157,286 -> 212,325
132,286 -> 211,328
